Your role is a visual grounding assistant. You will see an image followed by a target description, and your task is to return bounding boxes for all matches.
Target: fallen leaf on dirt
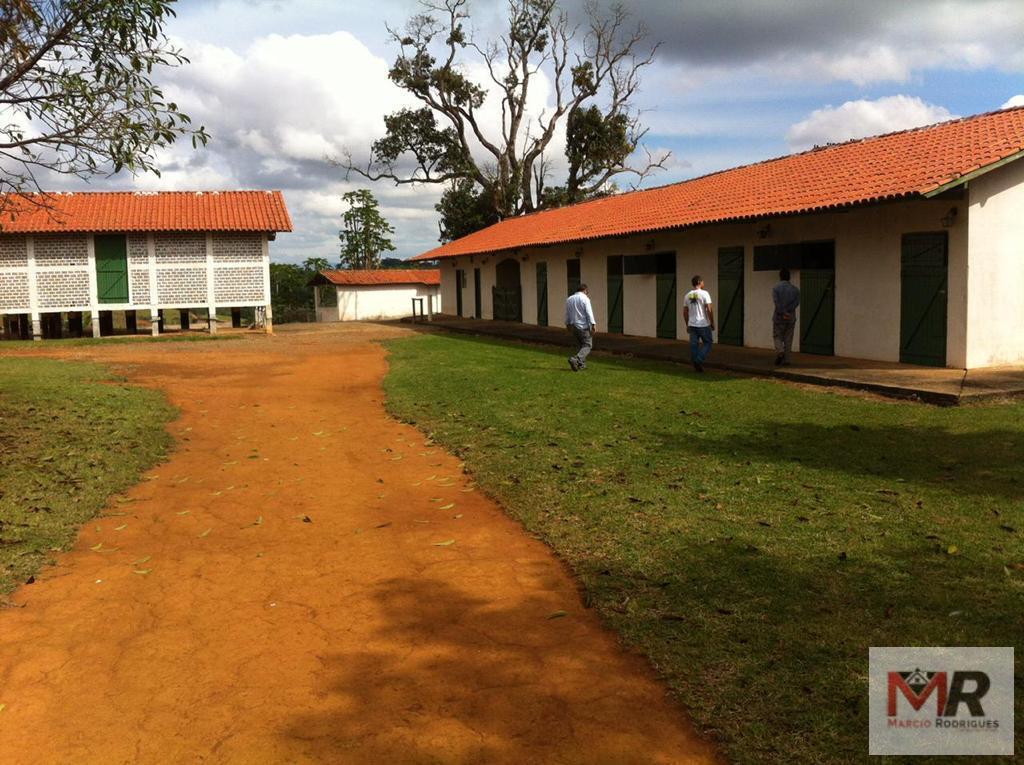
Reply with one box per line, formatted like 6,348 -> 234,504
132,556 -> 151,565
223,461 -> 237,466
210,491 -> 222,497
1000,524 -> 1017,533
176,510 -> 190,516
198,528 -> 212,538
0,703 -> 5,713
432,539 -> 456,546
547,610 -> 568,620
439,503 -> 455,510
300,515 -> 312,523
413,519 -> 430,524
461,487 -> 475,493
453,514 -> 463,519
391,455 -> 403,461
312,430 -> 325,436
133,569 -> 152,575
425,475 -> 436,481
411,481 -> 422,486
946,545 -> 959,555
660,613 -> 687,622
375,522 -> 392,528
114,524 -> 127,531
90,543 -> 103,551
757,520 -> 772,527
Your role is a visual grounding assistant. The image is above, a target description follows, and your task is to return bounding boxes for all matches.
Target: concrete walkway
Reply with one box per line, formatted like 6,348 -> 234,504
418,316 -> 1024,405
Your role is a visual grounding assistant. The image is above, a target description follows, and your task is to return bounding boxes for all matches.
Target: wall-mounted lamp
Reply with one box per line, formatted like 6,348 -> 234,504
521,254 -> 529,262
574,247 -> 583,256
941,207 -> 958,228
757,223 -> 771,239
644,239 -> 655,251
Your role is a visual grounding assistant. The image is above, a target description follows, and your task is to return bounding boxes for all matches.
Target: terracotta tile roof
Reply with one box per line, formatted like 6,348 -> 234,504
0,191 -> 292,233
414,106 -> 1024,260
311,268 -> 441,287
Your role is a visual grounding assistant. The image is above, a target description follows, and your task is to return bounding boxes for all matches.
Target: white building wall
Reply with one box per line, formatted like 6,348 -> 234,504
966,160 -> 1024,367
328,284 -> 439,321
0,231 -> 270,317
437,197 -> 972,366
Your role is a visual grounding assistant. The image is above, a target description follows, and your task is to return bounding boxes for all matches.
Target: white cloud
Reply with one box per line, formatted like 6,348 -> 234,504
1001,95 -> 1024,108
786,96 -> 957,151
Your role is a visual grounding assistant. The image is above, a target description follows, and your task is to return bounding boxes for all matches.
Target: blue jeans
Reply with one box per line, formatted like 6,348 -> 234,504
689,326 -> 713,365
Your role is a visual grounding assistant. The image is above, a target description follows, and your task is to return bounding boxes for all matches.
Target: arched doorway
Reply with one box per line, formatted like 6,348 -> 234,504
492,258 -> 522,321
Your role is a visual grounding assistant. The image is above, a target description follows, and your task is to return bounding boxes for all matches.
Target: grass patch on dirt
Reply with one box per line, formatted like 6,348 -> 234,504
384,332 -> 1023,765
0,358 -> 174,594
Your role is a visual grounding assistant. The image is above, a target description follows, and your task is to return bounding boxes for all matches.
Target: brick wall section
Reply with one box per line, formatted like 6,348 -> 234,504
157,267 -> 207,304
213,233 -> 263,262
155,232 -> 206,262
214,266 -> 264,302
0,272 -> 30,311
0,235 -> 28,267
36,270 -> 90,308
128,234 -> 148,265
130,269 -> 150,304
34,234 -> 88,267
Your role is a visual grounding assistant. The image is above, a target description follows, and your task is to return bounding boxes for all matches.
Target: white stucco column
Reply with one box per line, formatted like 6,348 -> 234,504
85,234 -> 101,337
205,233 -> 217,333
262,234 -> 273,334
26,236 -> 41,340
427,287 -> 435,320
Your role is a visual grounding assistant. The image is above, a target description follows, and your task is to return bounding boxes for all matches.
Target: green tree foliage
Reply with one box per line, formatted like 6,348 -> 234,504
339,189 -> 395,270
340,0 -> 666,239
435,178 -> 500,242
0,1 -> 209,213
302,256 -> 331,272
269,262 -> 316,322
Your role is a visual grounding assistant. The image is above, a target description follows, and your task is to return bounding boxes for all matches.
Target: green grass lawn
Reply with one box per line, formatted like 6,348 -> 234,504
0,358 -> 175,594
384,333 -> 1023,765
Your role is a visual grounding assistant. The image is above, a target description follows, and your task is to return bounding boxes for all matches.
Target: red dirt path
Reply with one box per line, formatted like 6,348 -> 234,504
0,325 -> 718,764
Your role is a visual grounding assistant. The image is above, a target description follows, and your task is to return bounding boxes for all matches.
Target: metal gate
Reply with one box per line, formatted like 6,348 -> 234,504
717,247 -> 744,346
900,232 -> 948,366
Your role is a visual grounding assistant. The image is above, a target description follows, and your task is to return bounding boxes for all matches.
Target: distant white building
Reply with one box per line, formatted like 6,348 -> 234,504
309,269 -> 441,322
0,190 -> 292,339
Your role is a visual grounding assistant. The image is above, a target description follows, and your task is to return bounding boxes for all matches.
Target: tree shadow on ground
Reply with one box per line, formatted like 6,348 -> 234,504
279,574 -> 709,764
654,421 -> 1024,501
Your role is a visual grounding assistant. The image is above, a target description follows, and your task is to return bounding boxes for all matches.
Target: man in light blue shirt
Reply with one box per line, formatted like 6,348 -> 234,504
565,283 -> 596,371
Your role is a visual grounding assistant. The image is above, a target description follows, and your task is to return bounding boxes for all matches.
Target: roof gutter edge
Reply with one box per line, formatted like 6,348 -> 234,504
923,148 -> 1024,198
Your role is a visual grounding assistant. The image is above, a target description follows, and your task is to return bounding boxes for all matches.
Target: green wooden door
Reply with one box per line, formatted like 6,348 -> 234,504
567,258 -> 581,295
473,268 -> 482,318
717,247 -> 744,346
95,234 -> 129,304
536,262 -> 548,326
607,255 -> 623,333
800,268 -> 835,355
656,253 -> 676,339
900,233 -> 948,367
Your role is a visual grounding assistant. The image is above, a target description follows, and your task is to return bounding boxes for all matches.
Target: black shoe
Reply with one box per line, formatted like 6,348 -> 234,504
775,353 -> 784,366
694,362 -> 704,373
568,357 -> 579,372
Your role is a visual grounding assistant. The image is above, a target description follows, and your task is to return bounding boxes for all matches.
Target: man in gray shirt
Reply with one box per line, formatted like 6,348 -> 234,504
565,283 -> 596,371
772,268 -> 800,366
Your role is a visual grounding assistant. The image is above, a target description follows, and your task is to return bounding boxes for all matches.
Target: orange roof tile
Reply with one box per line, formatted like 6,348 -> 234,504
311,269 -> 440,287
414,107 -> 1024,260
0,191 -> 292,233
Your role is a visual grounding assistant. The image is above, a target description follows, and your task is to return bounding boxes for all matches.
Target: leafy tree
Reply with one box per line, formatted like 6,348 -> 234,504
435,177 -> 500,243
270,262 -> 316,323
0,1 -> 208,214
339,189 -> 395,270
303,256 -> 331,272
340,0 -> 666,234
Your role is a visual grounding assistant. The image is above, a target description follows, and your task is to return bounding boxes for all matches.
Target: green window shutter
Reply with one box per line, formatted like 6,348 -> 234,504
95,235 -> 129,304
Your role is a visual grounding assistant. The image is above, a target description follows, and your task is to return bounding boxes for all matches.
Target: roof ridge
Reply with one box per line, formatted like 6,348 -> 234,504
450,104 -> 1024,231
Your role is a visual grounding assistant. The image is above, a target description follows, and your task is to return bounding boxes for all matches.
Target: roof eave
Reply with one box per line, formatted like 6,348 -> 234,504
923,148 -> 1024,198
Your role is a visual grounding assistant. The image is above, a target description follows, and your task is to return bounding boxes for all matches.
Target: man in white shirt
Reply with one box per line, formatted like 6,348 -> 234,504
683,275 -> 714,372
565,283 -> 596,371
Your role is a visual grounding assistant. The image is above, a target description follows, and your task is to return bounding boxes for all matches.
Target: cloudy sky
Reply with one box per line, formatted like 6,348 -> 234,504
44,0 -> 1024,263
